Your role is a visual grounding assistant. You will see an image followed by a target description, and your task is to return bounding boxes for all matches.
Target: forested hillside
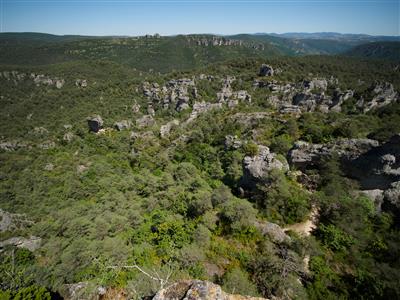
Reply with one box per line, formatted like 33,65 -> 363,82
1,34 -> 400,300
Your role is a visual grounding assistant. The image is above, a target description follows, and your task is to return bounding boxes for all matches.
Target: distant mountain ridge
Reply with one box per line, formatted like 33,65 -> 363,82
344,41 -> 400,61
1,32 -> 399,72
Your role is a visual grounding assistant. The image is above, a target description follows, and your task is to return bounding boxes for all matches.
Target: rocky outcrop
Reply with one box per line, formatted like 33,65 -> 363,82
63,132 -> 75,143
114,120 -> 132,131
361,189 -> 385,211
59,282 -> 108,300
347,134 -> 399,190
288,139 -> 379,170
358,82 -> 398,112
0,140 -> 29,152
0,71 -> 65,88
242,145 -> 289,188
136,115 -> 155,128
143,79 -> 196,112
87,115 -> 104,133
229,112 -> 271,126
255,221 -> 291,244
384,181 -> 400,209
153,280 -> 268,300
224,135 -> 243,150
0,209 -> 33,232
0,236 -> 41,252
187,35 -> 265,50
160,120 -> 179,138
185,101 -> 223,124
302,78 -> 327,92
75,79 -> 88,88
259,64 -> 274,77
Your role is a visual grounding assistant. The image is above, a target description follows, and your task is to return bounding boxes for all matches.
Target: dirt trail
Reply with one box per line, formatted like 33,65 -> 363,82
284,206 -> 319,236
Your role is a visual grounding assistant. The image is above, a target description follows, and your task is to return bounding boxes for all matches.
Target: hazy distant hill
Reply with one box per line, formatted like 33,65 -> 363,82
344,41 -> 400,61
268,32 -> 400,42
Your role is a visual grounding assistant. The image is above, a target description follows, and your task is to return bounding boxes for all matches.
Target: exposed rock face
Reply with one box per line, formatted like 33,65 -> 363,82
153,280 -> 268,300
143,78 -> 196,112
185,101 -> 223,124
114,120 -> 132,131
0,209 -> 33,232
131,103 -> 141,113
348,134 -> 400,190
279,104 -> 302,115
0,140 -> 28,152
136,115 -> 155,128
229,112 -> 271,126
38,140 -> 56,150
160,120 -> 179,138
358,82 -> 398,112
63,132 -> 74,143
87,115 -> 104,133
0,71 -> 66,88
384,181 -> 400,208
224,135 -> 243,150
242,145 -> 289,188
361,189 -> 385,211
187,35 -> 265,50
59,282 -> 108,300
288,139 -> 379,170
75,79 -> 88,88
0,236 -> 41,252
302,78 -> 327,92
255,221 -> 291,243
259,64 -> 274,77
216,76 -> 251,105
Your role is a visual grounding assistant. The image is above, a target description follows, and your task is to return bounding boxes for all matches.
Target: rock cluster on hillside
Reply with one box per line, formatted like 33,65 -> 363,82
242,145 -> 289,188
153,280 -> 269,300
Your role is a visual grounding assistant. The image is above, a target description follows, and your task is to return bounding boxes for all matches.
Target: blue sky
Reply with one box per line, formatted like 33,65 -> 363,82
1,0 -> 399,36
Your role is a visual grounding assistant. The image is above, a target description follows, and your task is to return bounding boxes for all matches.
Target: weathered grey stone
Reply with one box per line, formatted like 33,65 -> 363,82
361,189 -> 385,211
360,82 -> 398,112
224,135 -> 243,150
63,132 -> 74,143
114,120 -> 132,131
136,115 -> 155,128
75,79 -> 88,88
288,139 -> 379,170
87,115 -> 103,133
153,279 -> 268,300
0,236 -> 41,252
259,64 -> 274,76
348,134 -> 400,190
160,120 -> 179,138
384,181 -> 400,208
242,145 -> 289,188
255,221 -> 291,244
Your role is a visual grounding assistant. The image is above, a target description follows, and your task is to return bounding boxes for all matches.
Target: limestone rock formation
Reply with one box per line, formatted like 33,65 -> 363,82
75,79 -> 88,88
160,120 -> 180,138
87,115 -> 104,133
288,139 -> 379,170
0,236 -> 41,252
136,115 -> 155,128
384,181 -> 400,208
358,82 -> 398,112
224,135 -> 243,150
242,145 -> 289,188
348,134 -> 400,189
114,120 -> 132,131
259,64 -> 274,77
255,221 -> 291,244
153,280 -> 268,300
0,209 -> 33,232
